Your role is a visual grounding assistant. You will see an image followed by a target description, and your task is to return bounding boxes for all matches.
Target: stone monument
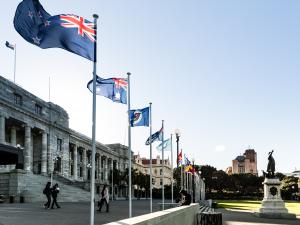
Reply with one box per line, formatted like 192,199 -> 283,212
256,150 -> 296,219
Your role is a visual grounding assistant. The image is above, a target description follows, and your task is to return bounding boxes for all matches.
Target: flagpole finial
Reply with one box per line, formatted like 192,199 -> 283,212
149,102 -> 152,105
93,14 -> 99,19
127,72 -> 131,76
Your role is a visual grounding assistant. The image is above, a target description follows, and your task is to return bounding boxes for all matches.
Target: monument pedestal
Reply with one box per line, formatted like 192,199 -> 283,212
255,178 -> 296,219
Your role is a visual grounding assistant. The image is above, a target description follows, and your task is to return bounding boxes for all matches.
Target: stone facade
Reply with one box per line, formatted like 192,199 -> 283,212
0,75 -> 130,196
134,154 -> 172,189
232,149 -> 258,176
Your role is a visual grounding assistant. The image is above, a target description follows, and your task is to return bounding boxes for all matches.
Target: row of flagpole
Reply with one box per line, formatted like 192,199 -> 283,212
9,1 -> 199,224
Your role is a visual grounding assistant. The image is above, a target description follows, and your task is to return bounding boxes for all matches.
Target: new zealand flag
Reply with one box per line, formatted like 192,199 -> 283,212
14,0 -> 95,61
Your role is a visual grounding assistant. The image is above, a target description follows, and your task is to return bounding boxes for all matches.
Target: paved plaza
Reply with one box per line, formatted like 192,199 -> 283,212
0,200 -> 299,225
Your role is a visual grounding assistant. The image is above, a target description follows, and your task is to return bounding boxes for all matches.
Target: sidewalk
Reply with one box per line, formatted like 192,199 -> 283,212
0,200 -> 160,225
220,208 -> 300,225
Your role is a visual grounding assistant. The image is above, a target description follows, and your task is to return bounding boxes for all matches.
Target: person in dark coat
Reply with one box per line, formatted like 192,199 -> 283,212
43,182 -> 52,209
97,185 -> 109,212
51,183 -> 60,209
179,189 -> 191,206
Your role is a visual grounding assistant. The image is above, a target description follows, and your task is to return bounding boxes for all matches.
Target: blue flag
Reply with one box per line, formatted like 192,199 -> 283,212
14,0 -> 95,61
156,138 -> 171,151
145,127 -> 163,145
184,154 -> 191,166
129,107 -> 149,127
87,76 -> 127,104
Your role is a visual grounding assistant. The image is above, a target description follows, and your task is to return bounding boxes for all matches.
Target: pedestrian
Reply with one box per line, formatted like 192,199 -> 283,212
179,189 -> 191,206
51,183 -> 61,209
43,182 -> 52,209
97,185 -> 109,212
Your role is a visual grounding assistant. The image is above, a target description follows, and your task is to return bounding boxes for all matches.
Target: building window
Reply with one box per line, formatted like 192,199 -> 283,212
160,179 -> 163,185
35,104 -> 42,115
14,93 -> 22,106
160,169 -> 163,175
57,138 -> 62,152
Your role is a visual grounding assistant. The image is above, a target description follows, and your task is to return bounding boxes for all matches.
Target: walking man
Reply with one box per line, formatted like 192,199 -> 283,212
51,183 -> 61,209
97,185 -> 109,212
43,182 -> 52,209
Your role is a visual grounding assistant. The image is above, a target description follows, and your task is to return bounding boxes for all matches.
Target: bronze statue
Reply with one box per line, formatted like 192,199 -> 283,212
266,150 -> 275,178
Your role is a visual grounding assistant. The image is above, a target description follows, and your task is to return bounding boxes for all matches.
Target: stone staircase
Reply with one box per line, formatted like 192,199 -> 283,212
22,173 -> 91,202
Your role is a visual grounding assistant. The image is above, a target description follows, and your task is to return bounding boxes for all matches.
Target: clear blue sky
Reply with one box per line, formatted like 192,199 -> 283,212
1,0 -> 299,173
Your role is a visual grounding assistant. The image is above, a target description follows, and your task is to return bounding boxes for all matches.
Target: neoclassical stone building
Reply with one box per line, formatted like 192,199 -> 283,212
0,75 -> 130,197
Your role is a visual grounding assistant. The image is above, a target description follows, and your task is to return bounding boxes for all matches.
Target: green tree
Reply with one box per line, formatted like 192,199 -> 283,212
281,176 -> 299,200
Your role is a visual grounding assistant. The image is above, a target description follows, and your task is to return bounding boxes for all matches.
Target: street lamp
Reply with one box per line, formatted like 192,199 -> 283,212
174,129 -> 181,167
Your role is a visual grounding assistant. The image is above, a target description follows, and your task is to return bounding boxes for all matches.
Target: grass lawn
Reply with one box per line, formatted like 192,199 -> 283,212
216,200 -> 300,216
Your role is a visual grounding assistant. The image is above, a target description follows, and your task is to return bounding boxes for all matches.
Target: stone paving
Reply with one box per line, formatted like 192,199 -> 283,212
0,200 -> 299,225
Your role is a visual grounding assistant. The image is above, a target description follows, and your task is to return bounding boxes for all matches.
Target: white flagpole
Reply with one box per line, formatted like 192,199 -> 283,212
170,134 -> 173,203
149,102 -> 153,213
127,72 -> 132,218
161,120 -> 165,210
90,14 -> 98,225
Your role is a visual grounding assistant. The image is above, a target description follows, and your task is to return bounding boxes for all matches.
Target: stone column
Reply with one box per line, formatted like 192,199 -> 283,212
24,125 -> 32,172
105,157 -> 108,182
10,126 -> 16,146
0,115 -> 5,143
82,148 -> 87,180
98,155 -> 102,181
73,146 -> 78,180
41,131 -> 47,175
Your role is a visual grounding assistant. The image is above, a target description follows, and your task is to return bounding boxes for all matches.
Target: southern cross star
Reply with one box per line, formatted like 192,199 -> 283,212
28,11 -> 33,19
32,36 -> 41,45
44,20 -> 51,27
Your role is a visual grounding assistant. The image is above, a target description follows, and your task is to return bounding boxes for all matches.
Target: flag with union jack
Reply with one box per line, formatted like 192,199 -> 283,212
87,76 -> 128,104
14,0 -> 95,61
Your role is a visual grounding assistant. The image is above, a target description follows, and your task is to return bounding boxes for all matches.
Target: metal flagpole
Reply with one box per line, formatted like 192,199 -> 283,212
14,44 -> 16,83
127,72 -> 132,218
181,149 -> 183,190
90,14 -> 98,225
149,102 -> 153,213
170,134 -> 173,203
111,163 -> 114,201
161,120 -> 164,210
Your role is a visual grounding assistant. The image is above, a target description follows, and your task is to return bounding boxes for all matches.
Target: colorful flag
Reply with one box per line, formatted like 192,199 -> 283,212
87,76 -> 127,104
178,150 -> 182,166
145,127 -> 163,145
156,138 -> 171,151
129,107 -> 149,127
14,0 -> 95,61
184,154 -> 191,166
5,41 -> 15,50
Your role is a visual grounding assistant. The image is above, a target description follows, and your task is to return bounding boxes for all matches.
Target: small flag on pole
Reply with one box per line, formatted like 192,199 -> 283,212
156,138 -> 171,151
129,107 -> 149,127
87,76 -> 127,104
5,41 -> 15,50
14,0 -> 95,61
145,127 -> 163,145
178,150 -> 183,167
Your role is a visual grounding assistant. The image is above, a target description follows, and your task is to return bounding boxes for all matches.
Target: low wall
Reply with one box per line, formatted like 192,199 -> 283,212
104,203 -> 199,225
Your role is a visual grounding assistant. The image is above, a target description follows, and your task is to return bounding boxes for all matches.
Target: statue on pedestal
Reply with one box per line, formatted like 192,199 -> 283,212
267,150 -> 275,178
256,149 -> 296,219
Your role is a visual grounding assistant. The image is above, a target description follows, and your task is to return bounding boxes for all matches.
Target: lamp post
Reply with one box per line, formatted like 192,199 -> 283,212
174,129 -> 180,167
